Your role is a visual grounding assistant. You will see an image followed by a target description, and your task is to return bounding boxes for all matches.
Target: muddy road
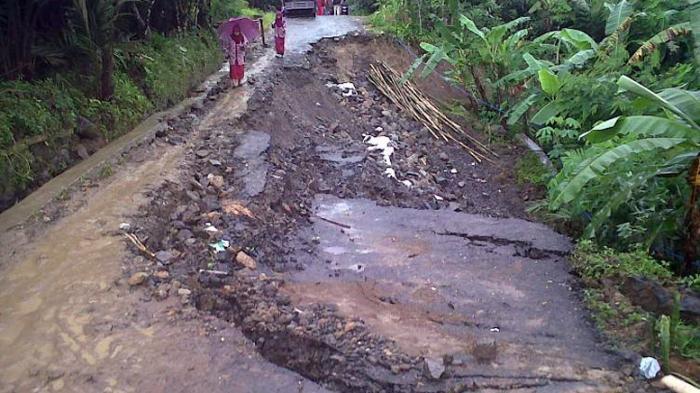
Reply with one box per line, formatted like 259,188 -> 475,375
0,16 -> 651,393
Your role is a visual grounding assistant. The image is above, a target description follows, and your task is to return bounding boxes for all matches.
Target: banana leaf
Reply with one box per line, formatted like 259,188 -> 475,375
551,137 -> 687,208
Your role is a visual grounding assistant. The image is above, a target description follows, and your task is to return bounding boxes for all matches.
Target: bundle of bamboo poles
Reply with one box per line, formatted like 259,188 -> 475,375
368,62 -> 496,163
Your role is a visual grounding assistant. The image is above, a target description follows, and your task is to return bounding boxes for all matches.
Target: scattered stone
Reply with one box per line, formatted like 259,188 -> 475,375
76,144 -> 90,160
424,357 -> 445,380
155,250 -> 175,264
458,181 -> 466,188
128,272 -> 149,286
438,152 -> 449,161
209,159 -> 222,166
195,149 -> 210,158
154,270 -> 170,280
236,251 -> 257,270
381,110 -> 391,117
76,116 -> 101,139
154,285 -> 170,300
178,288 -> 192,296
207,174 -> 225,189
192,100 -> 204,110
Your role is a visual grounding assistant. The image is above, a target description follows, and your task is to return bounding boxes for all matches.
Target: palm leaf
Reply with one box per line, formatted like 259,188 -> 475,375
400,53 -> 427,83
538,68 -> 561,96
628,23 -> 691,64
507,94 -> 539,125
551,137 -> 687,208
605,0 -> 635,35
560,28 -> 598,51
690,0 -> 700,65
459,15 -> 485,41
583,115 -> 699,143
566,49 -> 597,66
531,101 -> 566,125
618,76 -> 700,129
658,88 -> 700,123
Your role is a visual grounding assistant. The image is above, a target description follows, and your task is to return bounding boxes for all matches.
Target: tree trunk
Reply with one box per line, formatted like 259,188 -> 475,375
100,45 -> 115,100
470,65 -> 490,103
132,3 -> 151,38
683,154 -> 700,274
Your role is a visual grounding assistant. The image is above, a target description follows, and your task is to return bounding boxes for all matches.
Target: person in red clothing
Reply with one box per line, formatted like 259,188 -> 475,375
227,25 -> 246,87
272,10 -> 286,57
317,0 -> 324,15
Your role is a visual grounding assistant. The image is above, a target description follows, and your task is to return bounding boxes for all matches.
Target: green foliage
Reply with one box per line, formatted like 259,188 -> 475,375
132,32 -> 221,108
659,315 -> 672,370
572,240 -> 674,281
549,77 -> 699,247
0,30 -> 220,206
515,151 -> 552,186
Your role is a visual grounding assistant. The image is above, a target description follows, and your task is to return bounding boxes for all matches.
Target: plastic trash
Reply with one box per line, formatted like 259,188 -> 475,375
325,82 -> 357,97
209,240 -> 230,253
363,135 -> 394,166
639,357 -> 661,379
204,223 -> 219,233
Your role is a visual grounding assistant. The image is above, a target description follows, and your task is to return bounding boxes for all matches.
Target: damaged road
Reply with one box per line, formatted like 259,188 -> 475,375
0,16 -> 655,393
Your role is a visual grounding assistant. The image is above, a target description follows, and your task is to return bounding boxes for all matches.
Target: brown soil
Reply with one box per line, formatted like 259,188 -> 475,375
127,35 -> 652,392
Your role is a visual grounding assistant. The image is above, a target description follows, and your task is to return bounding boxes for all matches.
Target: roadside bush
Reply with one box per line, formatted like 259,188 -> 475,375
0,30 -> 222,210
132,32 -> 221,108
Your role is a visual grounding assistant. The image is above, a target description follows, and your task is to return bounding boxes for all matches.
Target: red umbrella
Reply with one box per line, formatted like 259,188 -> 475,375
217,17 -> 261,46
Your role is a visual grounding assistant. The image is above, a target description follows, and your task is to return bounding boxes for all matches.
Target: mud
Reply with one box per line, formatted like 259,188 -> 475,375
0,14 -> 661,391
0,39 -> 334,393
127,33 -> 656,392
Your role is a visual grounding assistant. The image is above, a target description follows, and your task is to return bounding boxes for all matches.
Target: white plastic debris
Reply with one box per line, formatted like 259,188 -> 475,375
363,135 -> 394,166
434,195 -> 444,201
346,263 -> 365,272
450,168 -> 458,174
119,223 -> 131,231
204,223 -> 219,233
385,168 -> 397,179
401,180 -> 413,187
639,357 -> 661,379
489,327 -> 500,333
325,81 -> 357,97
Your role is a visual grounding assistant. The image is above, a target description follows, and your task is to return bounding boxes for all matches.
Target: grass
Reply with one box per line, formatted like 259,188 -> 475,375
573,240 -> 700,367
515,151 -> 552,187
241,7 -> 275,27
0,31 -> 222,208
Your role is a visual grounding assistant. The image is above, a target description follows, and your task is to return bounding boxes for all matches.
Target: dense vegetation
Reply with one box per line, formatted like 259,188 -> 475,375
371,0 -> 699,367
0,0 -> 271,210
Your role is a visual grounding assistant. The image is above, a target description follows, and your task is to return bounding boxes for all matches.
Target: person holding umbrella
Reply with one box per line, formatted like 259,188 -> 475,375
228,25 -> 247,87
271,10 -> 286,57
217,17 -> 260,87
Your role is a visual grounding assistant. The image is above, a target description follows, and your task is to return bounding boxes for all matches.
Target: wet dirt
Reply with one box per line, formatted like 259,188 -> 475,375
0,16 -> 659,392
127,32 -> 658,392
0,39 -> 333,392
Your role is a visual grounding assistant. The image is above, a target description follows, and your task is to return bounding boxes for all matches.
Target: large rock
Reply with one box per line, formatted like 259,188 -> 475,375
423,358 -> 445,380
621,276 -> 700,322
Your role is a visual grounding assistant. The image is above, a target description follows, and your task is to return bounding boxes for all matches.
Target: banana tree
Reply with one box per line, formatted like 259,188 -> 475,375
503,28 -> 599,126
405,15 -> 532,108
72,0 -> 129,100
549,75 -> 700,247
